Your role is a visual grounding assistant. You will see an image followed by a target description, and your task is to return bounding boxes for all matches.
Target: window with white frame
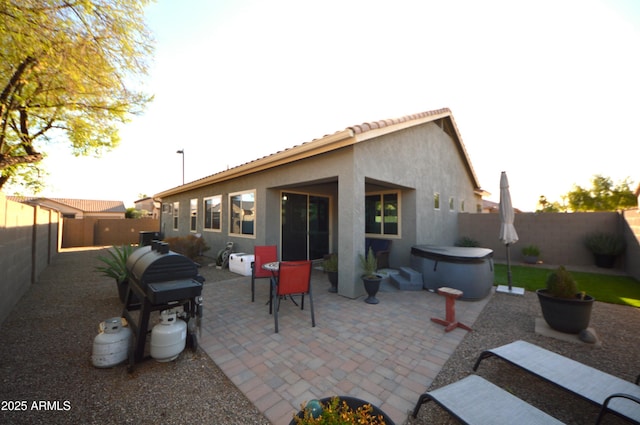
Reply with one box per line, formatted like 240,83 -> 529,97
190,198 -> 198,232
204,195 -> 222,231
434,193 -> 440,210
460,200 -> 465,212
365,192 -> 399,236
449,197 -> 455,211
172,201 -> 179,230
229,190 -> 255,236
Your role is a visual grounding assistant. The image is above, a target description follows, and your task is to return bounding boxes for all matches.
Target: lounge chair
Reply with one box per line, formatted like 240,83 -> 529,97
411,374 -> 563,424
473,340 -> 640,424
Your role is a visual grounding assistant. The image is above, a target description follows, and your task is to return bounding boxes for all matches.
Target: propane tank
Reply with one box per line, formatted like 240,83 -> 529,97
150,309 -> 187,362
92,317 -> 132,368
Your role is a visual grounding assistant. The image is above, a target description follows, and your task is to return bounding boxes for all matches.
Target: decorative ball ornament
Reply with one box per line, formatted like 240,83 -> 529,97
305,399 -> 323,418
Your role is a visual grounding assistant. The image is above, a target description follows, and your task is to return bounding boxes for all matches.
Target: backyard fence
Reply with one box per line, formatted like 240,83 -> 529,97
458,210 -> 640,280
0,193 -> 60,325
62,217 -> 160,248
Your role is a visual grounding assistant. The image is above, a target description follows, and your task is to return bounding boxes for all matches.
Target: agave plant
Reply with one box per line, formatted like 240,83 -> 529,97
95,245 -> 135,283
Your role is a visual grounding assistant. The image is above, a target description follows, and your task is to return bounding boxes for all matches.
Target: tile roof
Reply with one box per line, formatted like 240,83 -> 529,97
155,107 -> 480,198
349,108 -> 451,134
8,196 -> 126,213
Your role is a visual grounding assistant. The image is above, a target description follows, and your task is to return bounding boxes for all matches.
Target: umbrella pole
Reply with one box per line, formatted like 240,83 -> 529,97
506,243 -> 513,291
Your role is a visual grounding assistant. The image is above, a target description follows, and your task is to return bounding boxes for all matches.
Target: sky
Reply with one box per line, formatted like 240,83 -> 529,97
26,0 -> 640,211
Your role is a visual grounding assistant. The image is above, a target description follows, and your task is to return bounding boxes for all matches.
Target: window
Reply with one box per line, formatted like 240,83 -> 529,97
204,195 -> 222,231
229,190 -> 255,236
434,193 -> 440,210
460,200 -> 465,212
449,197 -> 455,211
190,199 -> 198,232
365,192 -> 399,236
172,201 -> 179,230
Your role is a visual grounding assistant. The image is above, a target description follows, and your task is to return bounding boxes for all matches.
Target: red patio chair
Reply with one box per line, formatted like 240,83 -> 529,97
251,245 -> 278,302
272,261 -> 315,333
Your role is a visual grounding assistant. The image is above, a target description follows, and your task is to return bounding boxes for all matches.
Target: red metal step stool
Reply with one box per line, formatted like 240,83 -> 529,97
431,287 -> 472,333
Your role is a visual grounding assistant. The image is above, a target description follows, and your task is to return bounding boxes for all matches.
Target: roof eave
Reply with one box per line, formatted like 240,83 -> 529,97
154,128 -> 355,200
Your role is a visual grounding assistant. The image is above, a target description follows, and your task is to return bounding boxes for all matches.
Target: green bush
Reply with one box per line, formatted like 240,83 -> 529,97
521,244 -> 540,257
164,235 -> 210,260
583,232 -> 626,256
455,236 -> 480,247
545,266 -> 578,298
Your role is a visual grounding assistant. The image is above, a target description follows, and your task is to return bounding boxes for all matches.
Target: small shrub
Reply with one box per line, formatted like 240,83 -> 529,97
546,266 -> 578,298
455,236 -> 480,247
521,244 -> 540,257
164,235 -> 210,260
323,253 -> 338,272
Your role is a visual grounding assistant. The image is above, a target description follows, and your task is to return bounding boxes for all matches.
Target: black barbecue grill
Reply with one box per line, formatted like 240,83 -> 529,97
122,241 -> 203,369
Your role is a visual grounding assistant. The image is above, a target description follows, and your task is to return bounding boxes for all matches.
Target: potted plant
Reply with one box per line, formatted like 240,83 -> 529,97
359,247 -> 383,304
291,396 -> 394,425
521,244 -> 540,264
323,253 -> 338,293
95,244 -> 136,304
583,232 -> 626,268
536,266 -> 594,334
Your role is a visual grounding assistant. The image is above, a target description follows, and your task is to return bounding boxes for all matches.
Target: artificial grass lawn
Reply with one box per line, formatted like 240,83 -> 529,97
494,264 -> 640,308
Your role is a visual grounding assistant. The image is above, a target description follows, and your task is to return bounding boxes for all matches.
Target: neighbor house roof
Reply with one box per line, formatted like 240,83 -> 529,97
155,108 -> 483,199
8,197 -> 126,214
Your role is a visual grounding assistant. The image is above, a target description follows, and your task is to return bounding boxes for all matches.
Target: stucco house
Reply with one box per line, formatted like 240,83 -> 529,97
134,196 -> 160,219
154,108 -> 485,298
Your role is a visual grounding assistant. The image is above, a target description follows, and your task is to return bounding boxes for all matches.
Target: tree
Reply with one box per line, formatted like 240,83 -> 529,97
539,175 -> 637,212
0,0 -> 154,191
536,195 -> 563,213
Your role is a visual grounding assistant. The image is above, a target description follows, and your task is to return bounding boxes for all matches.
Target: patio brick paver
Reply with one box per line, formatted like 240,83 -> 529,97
198,270 -> 492,425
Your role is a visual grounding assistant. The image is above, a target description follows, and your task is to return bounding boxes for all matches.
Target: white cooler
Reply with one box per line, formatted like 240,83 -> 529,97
229,253 -> 255,276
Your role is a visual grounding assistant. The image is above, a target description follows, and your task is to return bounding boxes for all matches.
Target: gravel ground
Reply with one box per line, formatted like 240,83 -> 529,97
408,288 -> 639,425
0,247 -> 637,425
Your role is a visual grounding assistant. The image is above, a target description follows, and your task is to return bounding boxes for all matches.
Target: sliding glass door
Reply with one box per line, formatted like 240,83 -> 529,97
281,192 -> 329,261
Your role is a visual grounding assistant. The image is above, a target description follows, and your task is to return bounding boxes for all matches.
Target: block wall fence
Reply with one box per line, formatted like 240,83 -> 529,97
0,193 -> 60,325
458,210 -> 639,280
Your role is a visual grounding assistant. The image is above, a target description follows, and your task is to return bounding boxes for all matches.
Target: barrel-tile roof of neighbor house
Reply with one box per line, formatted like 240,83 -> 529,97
154,107 -> 483,199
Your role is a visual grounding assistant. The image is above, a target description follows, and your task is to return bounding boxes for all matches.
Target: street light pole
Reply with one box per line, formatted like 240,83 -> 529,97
176,149 -> 184,185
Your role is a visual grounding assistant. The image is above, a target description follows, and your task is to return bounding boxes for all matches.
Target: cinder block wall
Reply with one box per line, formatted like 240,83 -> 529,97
458,211 -> 638,278
0,194 -> 60,325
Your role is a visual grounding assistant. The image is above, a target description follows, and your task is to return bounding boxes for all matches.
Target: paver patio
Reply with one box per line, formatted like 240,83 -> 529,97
197,268 -> 491,424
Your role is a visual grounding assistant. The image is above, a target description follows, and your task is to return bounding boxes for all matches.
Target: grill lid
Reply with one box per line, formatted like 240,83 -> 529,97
127,242 -> 199,284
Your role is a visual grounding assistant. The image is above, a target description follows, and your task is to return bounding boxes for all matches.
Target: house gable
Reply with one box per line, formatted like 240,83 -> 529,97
155,108 -> 483,199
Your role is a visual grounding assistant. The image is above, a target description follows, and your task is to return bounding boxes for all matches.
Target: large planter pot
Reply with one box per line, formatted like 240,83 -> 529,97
593,253 -> 616,269
536,289 -> 595,334
362,275 -> 383,304
289,396 -> 395,425
523,255 -> 539,265
327,271 -> 338,293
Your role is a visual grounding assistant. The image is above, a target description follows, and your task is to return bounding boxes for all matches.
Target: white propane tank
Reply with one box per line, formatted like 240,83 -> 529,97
92,317 -> 132,368
150,309 -> 187,362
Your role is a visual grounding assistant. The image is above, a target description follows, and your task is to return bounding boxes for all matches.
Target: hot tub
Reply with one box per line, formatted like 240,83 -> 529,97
410,245 -> 494,300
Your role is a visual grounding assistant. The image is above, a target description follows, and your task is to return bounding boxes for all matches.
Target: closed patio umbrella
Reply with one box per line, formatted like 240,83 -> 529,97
497,171 -> 524,295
